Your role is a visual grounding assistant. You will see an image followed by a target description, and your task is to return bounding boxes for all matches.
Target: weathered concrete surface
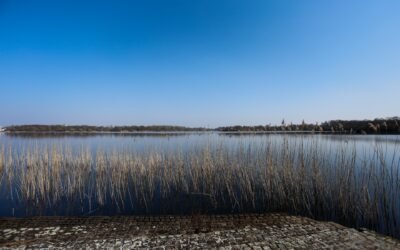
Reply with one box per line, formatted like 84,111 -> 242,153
0,214 -> 399,249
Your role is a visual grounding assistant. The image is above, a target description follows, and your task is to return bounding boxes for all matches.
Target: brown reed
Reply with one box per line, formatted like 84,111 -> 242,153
0,138 -> 399,238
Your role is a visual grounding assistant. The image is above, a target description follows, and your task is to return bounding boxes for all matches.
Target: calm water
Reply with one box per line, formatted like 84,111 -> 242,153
1,132 -> 399,155
0,133 -> 399,220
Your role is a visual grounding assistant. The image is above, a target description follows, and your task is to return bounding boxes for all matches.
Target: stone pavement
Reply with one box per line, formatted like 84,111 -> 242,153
0,214 -> 399,249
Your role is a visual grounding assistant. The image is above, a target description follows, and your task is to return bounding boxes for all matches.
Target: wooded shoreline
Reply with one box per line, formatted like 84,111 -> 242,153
3,117 -> 400,134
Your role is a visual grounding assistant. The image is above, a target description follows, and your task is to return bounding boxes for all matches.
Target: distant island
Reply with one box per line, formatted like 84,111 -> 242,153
3,125 -> 210,133
3,117 -> 400,134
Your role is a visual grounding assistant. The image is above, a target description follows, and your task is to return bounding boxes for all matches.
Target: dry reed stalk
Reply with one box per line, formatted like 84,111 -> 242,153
0,145 -> 4,186
0,137 -> 399,238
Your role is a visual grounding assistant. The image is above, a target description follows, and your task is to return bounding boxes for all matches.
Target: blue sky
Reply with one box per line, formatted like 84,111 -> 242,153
0,0 -> 399,127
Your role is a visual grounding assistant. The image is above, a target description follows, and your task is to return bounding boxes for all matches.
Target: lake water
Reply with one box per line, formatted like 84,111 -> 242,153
1,132 -> 399,155
0,132 -> 399,237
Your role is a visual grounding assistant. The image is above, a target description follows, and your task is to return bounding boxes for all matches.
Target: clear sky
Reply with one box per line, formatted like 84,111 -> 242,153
0,0 -> 399,127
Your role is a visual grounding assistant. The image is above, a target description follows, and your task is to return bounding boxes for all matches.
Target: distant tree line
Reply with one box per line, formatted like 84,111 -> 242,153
216,117 -> 400,134
4,117 -> 400,134
4,125 -> 210,133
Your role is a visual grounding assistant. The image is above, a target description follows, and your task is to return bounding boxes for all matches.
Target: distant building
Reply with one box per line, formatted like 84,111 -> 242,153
0,127 -> 5,132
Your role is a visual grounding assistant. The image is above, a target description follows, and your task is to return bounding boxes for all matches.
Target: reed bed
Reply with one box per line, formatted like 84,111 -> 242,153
0,138 -> 399,238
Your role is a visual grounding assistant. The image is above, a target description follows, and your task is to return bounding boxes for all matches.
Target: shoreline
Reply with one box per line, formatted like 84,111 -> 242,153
1,213 -> 399,249
3,131 -> 400,135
